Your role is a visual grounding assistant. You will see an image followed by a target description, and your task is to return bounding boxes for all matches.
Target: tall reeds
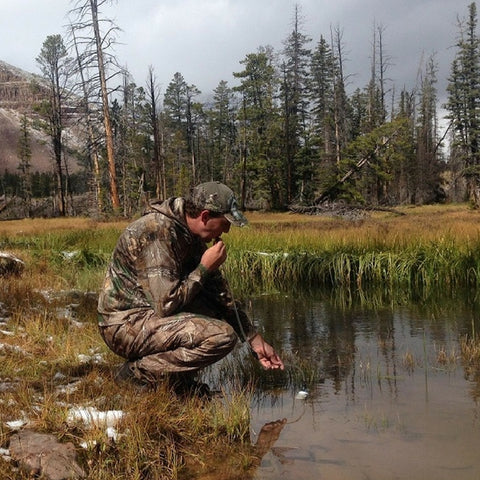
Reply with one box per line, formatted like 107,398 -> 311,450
222,209 -> 480,296
224,240 -> 480,295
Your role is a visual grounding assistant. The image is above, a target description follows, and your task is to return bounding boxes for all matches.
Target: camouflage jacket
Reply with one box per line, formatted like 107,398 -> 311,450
97,197 -> 255,341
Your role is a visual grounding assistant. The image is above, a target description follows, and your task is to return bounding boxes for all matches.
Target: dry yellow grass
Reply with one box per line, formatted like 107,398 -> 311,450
244,204 -> 480,244
1,203 -> 478,244
0,280 -> 255,480
0,217 -> 128,235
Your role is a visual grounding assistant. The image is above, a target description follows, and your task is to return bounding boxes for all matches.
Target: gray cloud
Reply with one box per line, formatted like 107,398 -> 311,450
0,0 -> 473,114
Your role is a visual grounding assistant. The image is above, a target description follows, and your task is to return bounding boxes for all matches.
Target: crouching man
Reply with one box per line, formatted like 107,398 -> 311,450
97,181 -> 284,393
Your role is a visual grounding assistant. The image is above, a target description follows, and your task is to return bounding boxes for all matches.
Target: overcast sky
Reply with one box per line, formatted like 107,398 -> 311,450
0,0 -> 474,115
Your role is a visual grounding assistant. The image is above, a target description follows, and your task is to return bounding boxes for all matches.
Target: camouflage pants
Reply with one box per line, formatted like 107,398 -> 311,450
99,310 -> 238,382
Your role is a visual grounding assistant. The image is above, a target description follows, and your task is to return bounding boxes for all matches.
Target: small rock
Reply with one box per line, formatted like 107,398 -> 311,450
9,430 -> 85,480
0,252 -> 24,276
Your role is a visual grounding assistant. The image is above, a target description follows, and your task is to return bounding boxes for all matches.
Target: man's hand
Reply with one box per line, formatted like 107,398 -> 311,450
200,239 -> 227,272
249,334 -> 284,370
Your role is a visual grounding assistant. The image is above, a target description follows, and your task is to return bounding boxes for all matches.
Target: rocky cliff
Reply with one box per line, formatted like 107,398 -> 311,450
0,60 -> 48,110
0,60 -> 81,174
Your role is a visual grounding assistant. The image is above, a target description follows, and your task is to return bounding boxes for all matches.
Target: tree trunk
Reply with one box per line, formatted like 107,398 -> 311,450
90,0 -> 120,211
70,26 -> 104,214
147,67 -> 163,201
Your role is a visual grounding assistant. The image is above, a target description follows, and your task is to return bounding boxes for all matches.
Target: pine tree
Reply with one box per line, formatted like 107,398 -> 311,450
310,35 -> 336,162
281,5 -> 312,204
233,47 -> 283,209
36,34 -> 70,216
17,114 -> 33,216
207,80 -> 237,182
163,72 -> 201,193
446,2 -> 480,207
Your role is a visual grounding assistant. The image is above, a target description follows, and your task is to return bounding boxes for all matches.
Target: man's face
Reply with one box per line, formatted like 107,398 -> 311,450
202,214 -> 231,242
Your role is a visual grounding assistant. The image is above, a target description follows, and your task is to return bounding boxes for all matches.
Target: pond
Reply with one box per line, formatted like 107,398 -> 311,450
232,289 -> 480,480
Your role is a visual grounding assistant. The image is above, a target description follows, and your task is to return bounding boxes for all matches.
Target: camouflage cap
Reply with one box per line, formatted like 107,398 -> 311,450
191,181 -> 248,227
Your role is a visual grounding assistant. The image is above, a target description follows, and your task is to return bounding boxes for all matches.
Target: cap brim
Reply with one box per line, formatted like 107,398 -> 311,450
224,210 -> 248,227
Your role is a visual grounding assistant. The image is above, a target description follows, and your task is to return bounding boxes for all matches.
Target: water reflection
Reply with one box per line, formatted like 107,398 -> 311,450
242,288 -> 480,480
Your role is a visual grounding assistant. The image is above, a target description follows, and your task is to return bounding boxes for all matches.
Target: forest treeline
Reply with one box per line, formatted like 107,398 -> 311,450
4,1 -> 480,217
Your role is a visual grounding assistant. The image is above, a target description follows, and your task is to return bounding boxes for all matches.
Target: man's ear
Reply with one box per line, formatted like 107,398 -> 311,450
199,210 -> 210,225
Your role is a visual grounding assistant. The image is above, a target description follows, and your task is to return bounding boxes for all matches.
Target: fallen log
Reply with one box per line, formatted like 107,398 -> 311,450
288,201 -> 405,218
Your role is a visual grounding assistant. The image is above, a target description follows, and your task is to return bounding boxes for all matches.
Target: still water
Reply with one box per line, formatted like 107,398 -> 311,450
236,289 -> 480,480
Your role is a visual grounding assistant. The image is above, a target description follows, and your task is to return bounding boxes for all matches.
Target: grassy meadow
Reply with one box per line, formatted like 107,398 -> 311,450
224,204 -> 480,294
1,204 -> 480,478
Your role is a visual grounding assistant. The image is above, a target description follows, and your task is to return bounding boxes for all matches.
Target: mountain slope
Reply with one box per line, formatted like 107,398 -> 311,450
0,60 -> 81,174
0,107 -> 53,173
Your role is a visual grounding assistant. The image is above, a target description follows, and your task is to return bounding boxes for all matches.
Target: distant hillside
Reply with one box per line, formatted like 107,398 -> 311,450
0,60 -> 48,110
0,60 -> 82,174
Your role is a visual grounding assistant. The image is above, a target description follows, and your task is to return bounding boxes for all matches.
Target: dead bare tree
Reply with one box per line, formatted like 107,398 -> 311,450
68,24 -> 104,214
68,0 -> 121,212
146,66 -> 165,201
330,25 -> 350,166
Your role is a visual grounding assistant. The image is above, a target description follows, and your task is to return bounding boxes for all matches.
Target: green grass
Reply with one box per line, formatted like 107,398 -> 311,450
223,236 -> 480,295
218,207 -> 480,294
